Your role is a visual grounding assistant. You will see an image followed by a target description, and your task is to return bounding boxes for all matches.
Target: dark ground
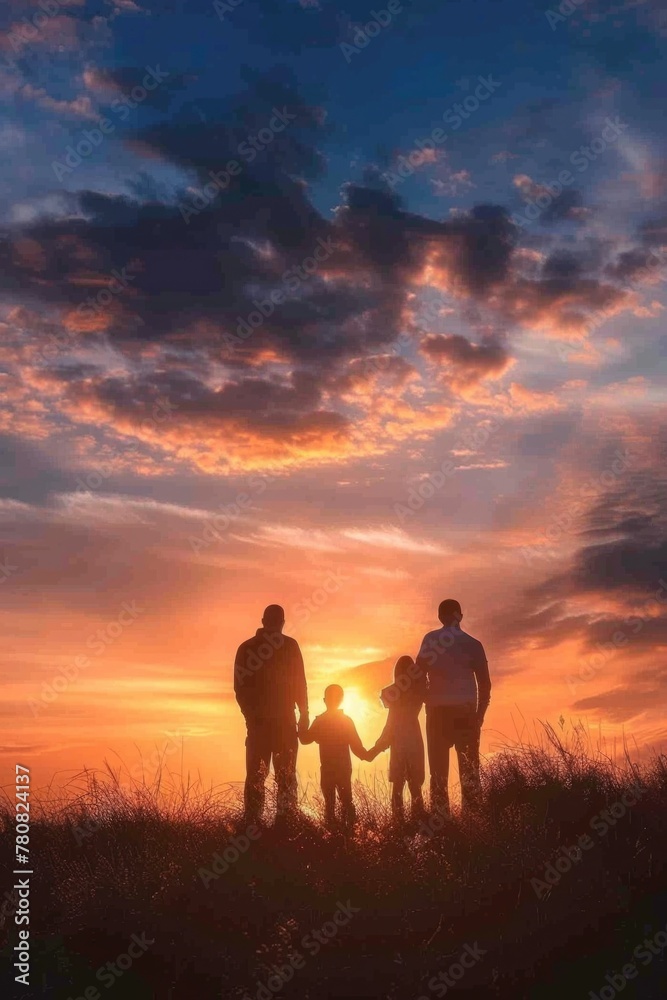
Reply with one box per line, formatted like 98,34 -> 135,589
2,729 -> 667,999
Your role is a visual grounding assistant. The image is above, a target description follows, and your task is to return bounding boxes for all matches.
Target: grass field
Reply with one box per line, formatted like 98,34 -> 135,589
2,723 -> 667,999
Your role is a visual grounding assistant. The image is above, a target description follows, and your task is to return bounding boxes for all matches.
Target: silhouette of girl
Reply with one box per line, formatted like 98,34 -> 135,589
367,655 -> 426,822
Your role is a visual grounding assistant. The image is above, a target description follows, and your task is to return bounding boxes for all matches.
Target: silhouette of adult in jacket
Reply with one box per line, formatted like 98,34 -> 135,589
234,605 -> 309,823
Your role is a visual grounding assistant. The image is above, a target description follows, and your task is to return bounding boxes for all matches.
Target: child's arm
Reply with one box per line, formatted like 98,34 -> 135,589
367,708 -> 394,760
348,720 -> 368,761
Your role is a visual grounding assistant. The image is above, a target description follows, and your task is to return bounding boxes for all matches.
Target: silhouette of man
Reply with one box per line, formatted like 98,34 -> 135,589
416,599 -> 491,815
234,604 -> 309,823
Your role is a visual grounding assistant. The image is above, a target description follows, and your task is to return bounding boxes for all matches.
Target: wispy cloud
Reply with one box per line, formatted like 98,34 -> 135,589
341,527 -> 446,554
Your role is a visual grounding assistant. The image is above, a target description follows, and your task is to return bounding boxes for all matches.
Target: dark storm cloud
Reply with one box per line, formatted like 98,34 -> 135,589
420,333 -> 509,383
2,61 -> 520,377
542,252 -> 582,281
639,214 -> 667,246
488,429 -> 667,673
567,537 -> 667,596
540,188 -> 584,225
533,462 -> 667,604
2,60 -> 654,469
137,66 -> 328,187
605,244 -> 667,283
337,188 -> 517,296
66,367 -> 349,440
571,685 -> 659,724
84,65 -> 192,111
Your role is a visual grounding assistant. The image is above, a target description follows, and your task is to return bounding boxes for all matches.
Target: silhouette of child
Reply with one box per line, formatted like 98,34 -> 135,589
367,655 -> 426,822
300,684 -> 368,828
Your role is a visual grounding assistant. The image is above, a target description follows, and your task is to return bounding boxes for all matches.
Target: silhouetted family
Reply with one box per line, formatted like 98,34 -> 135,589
234,599 -> 491,829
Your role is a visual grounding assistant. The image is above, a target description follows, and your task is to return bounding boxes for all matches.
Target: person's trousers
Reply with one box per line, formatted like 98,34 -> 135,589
244,717 -> 298,821
426,705 -> 481,814
321,769 -> 355,827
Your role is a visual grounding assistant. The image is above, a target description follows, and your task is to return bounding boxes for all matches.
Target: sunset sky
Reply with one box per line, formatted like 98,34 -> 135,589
1,0 -> 666,796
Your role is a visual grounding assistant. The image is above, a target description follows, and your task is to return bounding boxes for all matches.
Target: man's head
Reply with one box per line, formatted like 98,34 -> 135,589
324,684 -> 344,709
438,599 -> 462,627
262,604 -> 285,632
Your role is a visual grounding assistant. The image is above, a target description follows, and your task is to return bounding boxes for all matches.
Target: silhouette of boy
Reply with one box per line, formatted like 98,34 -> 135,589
300,684 -> 367,828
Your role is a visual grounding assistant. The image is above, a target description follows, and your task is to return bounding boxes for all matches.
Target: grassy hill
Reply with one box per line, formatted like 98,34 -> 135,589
2,725 -> 667,999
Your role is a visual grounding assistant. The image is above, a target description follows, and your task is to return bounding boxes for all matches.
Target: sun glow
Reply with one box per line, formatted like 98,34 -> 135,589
341,686 -> 381,727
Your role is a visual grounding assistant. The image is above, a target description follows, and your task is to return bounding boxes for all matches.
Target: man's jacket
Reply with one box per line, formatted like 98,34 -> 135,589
234,628 -> 308,721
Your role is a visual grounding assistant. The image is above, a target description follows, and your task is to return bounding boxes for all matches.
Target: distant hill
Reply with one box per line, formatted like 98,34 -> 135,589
341,656 -> 396,696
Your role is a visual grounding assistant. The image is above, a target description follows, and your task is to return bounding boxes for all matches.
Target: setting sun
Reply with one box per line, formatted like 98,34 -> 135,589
342,686 -> 381,726
2,1 -> 667,995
